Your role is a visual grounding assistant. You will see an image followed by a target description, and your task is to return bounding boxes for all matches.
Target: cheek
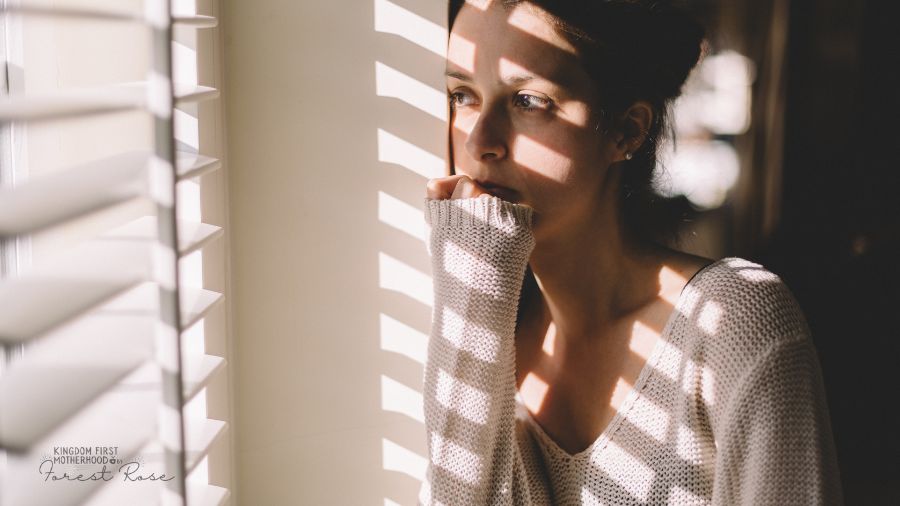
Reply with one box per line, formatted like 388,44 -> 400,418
513,130 -> 610,210
510,133 -> 581,180
450,110 -> 476,136
449,114 -> 475,162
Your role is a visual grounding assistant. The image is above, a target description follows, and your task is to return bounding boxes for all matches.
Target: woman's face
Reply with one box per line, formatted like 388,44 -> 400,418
447,1 -> 621,234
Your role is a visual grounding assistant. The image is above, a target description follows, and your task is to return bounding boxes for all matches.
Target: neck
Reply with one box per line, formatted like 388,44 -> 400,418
527,186 -> 668,350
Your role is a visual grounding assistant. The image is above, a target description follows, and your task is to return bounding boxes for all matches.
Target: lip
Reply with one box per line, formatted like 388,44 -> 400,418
476,180 -> 519,201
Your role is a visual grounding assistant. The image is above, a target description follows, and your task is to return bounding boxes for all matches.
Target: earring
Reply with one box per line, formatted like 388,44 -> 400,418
624,152 -> 633,160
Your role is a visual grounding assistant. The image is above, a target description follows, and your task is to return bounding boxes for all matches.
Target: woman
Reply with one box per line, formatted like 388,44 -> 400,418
420,0 -> 842,504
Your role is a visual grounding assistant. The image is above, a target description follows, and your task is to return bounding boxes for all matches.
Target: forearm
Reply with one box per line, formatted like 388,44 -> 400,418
419,196 -> 535,505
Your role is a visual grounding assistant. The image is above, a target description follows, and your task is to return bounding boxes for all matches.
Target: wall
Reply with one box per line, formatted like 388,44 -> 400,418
223,0 -> 447,503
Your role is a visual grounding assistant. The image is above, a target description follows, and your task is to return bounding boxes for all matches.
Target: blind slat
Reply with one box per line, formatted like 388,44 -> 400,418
103,282 -> 224,329
105,215 -> 223,257
0,235 -> 220,347
80,418 -> 227,505
186,418 -> 227,474
1,361 -> 160,506
176,151 -> 222,181
0,283 -> 225,452
182,355 -> 226,405
0,276 -> 141,345
0,315 -> 155,452
173,15 -> 218,28
118,352 -> 227,408
0,5 -> 218,29
173,83 -> 220,104
0,83 -> 219,122
1,1 -> 230,502
0,151 -> 150,238
187,483 -> 230,506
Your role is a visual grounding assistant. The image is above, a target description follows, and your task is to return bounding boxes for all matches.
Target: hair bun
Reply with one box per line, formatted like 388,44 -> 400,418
553,0 -> 707,102
643,1 -> 706,99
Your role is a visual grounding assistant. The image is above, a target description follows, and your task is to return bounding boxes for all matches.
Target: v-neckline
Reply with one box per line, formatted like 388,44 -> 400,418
518,257 -> 725,461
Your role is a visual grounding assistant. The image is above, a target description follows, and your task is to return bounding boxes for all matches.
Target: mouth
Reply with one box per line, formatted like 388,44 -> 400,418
478,182 -> 519,202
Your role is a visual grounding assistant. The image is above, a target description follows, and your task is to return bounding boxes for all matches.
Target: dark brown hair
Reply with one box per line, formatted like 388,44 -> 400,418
447,0 -> 707,329
448,0 -> 706,249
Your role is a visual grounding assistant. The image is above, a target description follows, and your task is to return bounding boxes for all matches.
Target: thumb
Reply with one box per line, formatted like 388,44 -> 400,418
451,176 -> 472,199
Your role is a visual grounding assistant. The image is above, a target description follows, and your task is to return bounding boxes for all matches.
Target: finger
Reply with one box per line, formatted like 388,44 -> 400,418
452,176 -> 492,200
426,175 -> 467,199
451,176 -> 474,199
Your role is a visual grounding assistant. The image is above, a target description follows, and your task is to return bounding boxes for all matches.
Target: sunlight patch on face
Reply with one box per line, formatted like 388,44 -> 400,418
498,57 -> 590,127
511,133 -> 570,174
464,0 -> 491,11
497,57 -> 531,83
451,115 -> 476,138
506,4 -> 578,54
448,33 -> 476,72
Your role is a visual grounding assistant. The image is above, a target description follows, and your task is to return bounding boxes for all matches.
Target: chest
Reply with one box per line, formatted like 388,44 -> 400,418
514,313 -> 662,456
514,321 -> 719,504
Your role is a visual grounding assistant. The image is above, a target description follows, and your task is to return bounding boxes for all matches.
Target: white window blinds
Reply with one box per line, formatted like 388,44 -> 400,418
0,1 -> 230,505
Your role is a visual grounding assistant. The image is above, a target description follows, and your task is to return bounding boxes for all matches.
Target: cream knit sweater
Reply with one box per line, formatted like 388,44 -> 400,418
418,195 -> 843,506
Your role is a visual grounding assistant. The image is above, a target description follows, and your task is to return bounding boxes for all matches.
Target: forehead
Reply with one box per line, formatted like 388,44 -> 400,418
447,1 -> 584,87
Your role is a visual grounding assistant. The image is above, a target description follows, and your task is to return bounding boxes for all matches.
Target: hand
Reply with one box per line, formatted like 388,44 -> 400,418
425,175 -> 493,200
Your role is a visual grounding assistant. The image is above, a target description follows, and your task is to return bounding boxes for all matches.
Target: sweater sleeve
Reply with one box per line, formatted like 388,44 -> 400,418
417,195 -> 536,506
710,332 -> 844,506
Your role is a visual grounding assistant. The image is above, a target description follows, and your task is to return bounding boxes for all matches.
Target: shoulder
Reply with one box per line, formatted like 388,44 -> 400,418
682,256 -> 814,379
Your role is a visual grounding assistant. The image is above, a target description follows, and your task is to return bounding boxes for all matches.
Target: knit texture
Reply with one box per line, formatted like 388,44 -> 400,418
419,195 -> 843,506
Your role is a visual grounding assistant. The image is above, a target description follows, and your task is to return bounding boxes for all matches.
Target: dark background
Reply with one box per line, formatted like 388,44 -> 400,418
733,0 -> 899,503
763,0 -> 899,503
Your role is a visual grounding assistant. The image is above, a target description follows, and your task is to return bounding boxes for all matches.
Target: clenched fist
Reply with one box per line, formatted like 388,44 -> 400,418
425,175 -> 493,200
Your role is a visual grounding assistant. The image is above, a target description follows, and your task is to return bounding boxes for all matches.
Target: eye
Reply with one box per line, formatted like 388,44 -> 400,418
448,89 -> 477,109
513,93 -> 552,112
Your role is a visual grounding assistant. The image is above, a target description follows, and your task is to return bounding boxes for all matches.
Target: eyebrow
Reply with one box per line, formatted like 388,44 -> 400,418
445,70 -> 474,82
445,69 -> 539,86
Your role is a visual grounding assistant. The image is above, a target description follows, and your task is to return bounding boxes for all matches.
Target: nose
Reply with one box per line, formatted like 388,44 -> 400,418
464,104 -> 508,162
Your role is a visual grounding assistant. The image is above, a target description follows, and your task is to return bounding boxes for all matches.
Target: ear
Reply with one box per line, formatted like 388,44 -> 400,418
614,100 -> 653,161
